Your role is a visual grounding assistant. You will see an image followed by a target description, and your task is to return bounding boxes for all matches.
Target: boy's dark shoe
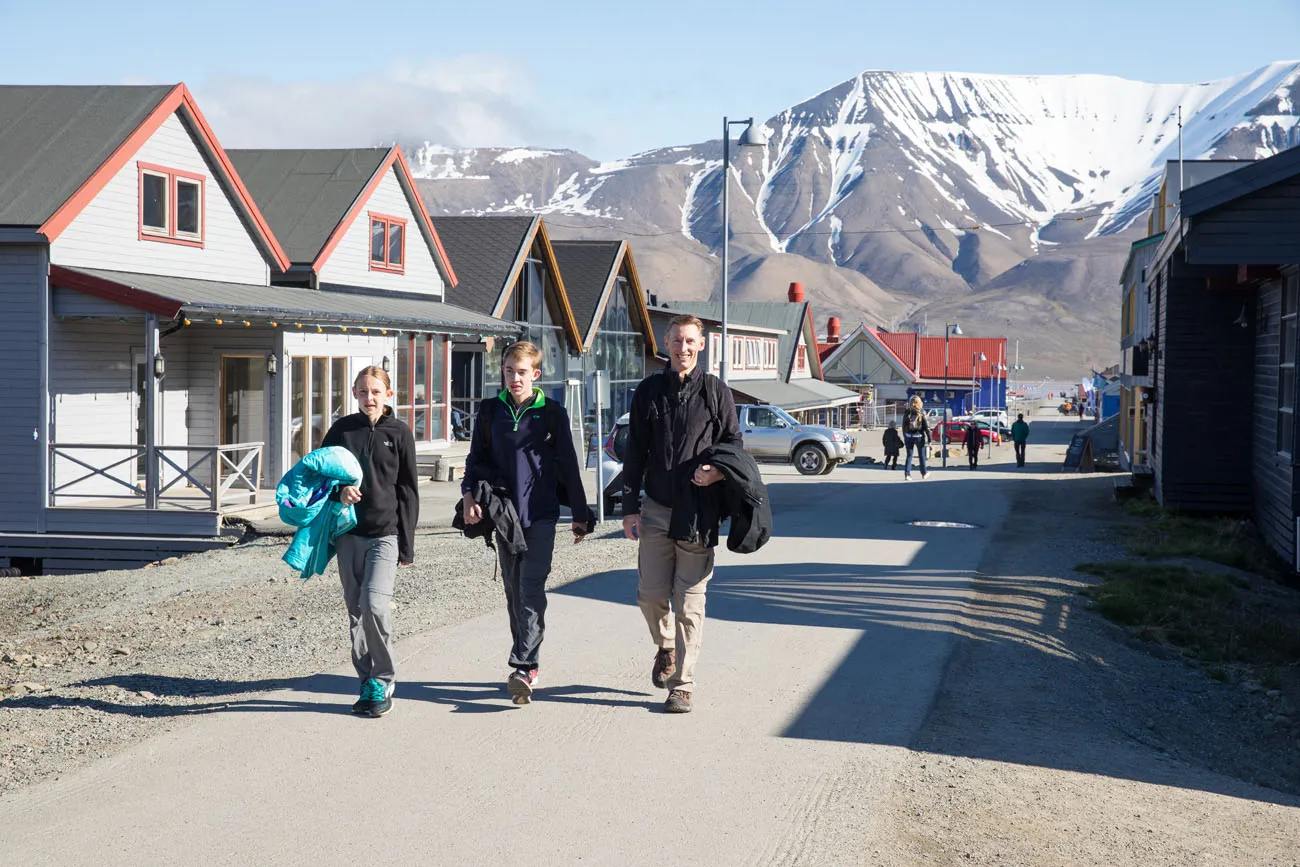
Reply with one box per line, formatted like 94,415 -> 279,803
651,647 -> 676,689
664,689 -> 692,714
508,667 -> 539,705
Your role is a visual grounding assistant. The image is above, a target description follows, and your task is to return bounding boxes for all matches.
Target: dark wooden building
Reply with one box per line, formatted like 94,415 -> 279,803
1149,147 -> 1300,566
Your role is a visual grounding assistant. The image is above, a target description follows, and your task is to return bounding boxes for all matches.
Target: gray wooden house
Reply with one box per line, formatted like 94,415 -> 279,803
1147,149 -> 1300,566
0,84 -> 512,573
428,216 -> 583,426
550,239 -> 657,429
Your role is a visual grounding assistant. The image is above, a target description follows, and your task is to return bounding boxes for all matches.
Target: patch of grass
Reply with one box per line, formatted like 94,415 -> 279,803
1077,560 -> 1300,672
1119,504 -> 1292,580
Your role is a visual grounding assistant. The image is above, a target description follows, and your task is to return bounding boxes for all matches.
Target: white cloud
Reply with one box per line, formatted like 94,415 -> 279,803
194,55 -> 582,152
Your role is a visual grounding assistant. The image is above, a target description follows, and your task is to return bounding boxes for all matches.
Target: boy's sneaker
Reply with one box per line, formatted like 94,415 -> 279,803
365,678 -> 392,718
651,647 -> 676,689
664,689 -> 692,714
507,668 -> 539,705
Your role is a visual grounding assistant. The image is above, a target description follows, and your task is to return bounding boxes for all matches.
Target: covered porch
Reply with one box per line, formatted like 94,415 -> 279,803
41,266 -> 515,544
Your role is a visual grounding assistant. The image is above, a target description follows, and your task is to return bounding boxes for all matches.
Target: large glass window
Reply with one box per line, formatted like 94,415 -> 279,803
290,356 -> 352,464
1280,277 -> 1298,456
395,333 -> 450,441
583,274 -> 645,429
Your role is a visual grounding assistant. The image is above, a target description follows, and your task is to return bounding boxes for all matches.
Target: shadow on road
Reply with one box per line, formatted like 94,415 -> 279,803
557,470 -> 1300,806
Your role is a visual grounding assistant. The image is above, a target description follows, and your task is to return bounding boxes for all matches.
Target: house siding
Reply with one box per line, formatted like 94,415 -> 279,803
1153,256 -> 1254,512
317,170 -> 445,297
51,113 -> 270,285
1251,277 -> 1294,563
0,245 -> 47,530
1186,174 -> 1300,265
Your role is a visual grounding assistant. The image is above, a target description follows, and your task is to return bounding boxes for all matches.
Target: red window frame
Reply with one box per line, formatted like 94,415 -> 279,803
368,212 -> 407,274
394,333 -> 449,441
137,161 -> 205,248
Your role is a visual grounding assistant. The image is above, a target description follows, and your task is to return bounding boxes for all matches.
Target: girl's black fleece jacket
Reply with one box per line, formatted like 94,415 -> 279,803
322,408 -> 420,563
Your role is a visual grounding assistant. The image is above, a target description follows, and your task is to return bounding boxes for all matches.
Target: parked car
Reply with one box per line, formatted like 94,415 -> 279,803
932,420 -> 1001,445
968,409 -> 1009,428
738,403 -> 856,475
593,413 -> 630,518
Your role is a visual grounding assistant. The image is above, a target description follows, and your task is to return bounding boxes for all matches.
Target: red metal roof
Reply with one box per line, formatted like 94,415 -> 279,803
918,336 -> 1008,379
878,331 -> 918,372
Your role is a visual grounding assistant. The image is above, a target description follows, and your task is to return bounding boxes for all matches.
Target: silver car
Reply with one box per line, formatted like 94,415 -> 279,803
737,403 -> 856,475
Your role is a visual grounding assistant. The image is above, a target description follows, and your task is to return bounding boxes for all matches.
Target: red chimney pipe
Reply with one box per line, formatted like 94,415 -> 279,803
788,282 -> 804,303
827,317 -> 841,344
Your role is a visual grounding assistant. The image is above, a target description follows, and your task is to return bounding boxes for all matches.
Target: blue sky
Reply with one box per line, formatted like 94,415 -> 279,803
2,0 -> 1297,159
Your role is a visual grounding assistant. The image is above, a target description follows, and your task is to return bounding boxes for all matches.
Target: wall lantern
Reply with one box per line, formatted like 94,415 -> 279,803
266,352 -> 279,376
152,354 -> 166,380
381,355 -> 391,373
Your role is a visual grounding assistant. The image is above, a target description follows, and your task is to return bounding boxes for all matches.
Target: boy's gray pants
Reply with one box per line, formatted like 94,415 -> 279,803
336,534 -> 399,686
497,519 -> 557,670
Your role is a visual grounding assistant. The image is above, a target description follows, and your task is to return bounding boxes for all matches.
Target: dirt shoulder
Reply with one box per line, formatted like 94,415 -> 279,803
877,476 -> 1300,866
0,523 -> 636,796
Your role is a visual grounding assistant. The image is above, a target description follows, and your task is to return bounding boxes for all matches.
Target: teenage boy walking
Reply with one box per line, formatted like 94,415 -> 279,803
461,342 -> 593,705
622,314 -> 742,714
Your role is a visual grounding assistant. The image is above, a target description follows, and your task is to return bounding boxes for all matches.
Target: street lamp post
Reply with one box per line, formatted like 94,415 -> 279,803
942,323 -> 962,467
719,116 -> 768,385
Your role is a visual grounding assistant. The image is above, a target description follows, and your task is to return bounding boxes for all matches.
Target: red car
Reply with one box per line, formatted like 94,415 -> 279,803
931,420 -> 1001,445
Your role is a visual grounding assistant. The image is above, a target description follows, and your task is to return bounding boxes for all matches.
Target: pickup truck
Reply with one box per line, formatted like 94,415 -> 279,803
737,403 -> 856,475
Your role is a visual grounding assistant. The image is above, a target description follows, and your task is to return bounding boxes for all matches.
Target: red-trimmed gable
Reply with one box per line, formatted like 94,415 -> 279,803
878,331 -> 919,372
38,83 -> 291,273
918,336 -> 1008,379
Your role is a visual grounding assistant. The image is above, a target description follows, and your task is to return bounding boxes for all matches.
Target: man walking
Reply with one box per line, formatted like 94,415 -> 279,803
622,314 -> 742,714
1011,413 -> 1030,467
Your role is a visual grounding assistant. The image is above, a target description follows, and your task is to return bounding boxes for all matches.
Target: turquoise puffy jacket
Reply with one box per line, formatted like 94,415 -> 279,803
276,446 -> 364,580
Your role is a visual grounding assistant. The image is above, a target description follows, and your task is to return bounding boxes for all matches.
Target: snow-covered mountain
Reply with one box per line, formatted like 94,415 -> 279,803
413,63 -> 1300,374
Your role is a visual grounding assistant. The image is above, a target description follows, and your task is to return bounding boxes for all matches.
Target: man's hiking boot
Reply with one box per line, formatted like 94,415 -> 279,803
508,668 -> 539,705
651,647 -> 676,689
363,677 -> 392,718
664,689 -> 692,714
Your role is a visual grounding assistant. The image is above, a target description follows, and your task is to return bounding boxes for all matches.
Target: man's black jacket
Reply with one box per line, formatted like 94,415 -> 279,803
667,442 -> 772,554
453,480 -> 527,555
622,368 -> 742,515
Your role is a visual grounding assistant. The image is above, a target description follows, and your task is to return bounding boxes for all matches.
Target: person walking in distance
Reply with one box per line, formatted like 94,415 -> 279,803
322,366 -> 419,719
461,342 -> 594,705
966,423 -> 983,470
622,314 -> 742,714
1010,412 -> 1030,467
882,421 -> 903,470
900,395 -> 930,480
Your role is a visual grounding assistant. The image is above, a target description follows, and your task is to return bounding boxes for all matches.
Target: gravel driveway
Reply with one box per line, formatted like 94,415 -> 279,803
0,518 -> 636,794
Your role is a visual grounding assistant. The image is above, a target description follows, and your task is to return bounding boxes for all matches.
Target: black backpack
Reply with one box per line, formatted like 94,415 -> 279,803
903,409 -> 924,434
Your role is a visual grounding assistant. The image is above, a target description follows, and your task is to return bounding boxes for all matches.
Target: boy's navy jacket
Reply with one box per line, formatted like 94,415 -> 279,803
666,442 -> 772,553
321,407 -> 419,564
461,389 -> 596,529
276,446 -> 364,579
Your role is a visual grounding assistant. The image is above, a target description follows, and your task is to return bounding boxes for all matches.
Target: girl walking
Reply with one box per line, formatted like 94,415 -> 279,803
882,421 -> 903,470
322,365 -> 419,719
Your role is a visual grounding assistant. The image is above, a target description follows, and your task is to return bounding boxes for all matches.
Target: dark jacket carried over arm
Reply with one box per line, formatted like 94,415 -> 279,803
321,408 -> 419,564
622,368 -> 742,516
453,480 -> 527,555
705,443 -> 772,554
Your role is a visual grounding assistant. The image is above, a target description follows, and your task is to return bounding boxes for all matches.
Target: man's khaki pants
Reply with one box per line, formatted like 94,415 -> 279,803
637,498 -> 714,693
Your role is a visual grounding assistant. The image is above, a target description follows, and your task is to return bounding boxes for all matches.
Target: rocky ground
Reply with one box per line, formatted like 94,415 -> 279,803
877,478 -> 1300,866
0,521 -> 636,794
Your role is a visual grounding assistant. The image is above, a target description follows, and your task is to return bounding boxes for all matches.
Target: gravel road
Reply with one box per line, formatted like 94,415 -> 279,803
0,518 -> 635,794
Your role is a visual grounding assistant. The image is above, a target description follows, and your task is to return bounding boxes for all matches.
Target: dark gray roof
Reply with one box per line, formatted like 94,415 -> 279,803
660,300 -> 810,380
551,240 -> 623,345
431,216 -> 537,314
1181,150 -> 1300,218
226,148 -> 388,264
730,378 -> 859,411
0,85 -> 174,226
57,267 -> 519,335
